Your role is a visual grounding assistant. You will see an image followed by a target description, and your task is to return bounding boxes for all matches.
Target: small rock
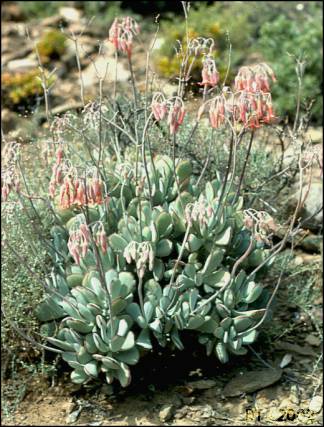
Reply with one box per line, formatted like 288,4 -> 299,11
61,399 -> 76,416
174,406 -> 189,419
223,368 -> 282,397
309,395 -> 323,413
59,7 -> 82,23
279,353 -> 293,368
307,127 -> 323,143
175,385 -> 194,396
268,407 -> 283,421
66,407 -> 81,424
1,109 -> 18,133
294,182 -> 323,230
289,384 -> 300,405
6,57 -> 38,72
41,15 -> 65,27
187,379 -> 217,390
159,405 -> 174,422
2,3 -> 24,21
181,396 -> 196,405
279,398 -> 296,410
100,384 -> 114,396
82,55 -> 130,91
305,334 -> 321,347
275,341 -> 316,356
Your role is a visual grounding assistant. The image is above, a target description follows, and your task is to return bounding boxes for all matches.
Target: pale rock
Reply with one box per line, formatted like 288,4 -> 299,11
223,368 -> 282,397
59,7 -> 82,23
66,407 -> 81,424
307,127 -> 323,143
151,37 -> 165,51
187,379 -> 217,390
41,15 -> 64,27
1,109 -> 18,133
279,398 -> 296,411
82,55 -> 130,89
159,404 -> 174,422
305,334 -> 321,347
61,399 -> 76,416
7,57 -> 38,72
298,182 -> 323,229
309,395 -> 323,413
161,83 -> 177,98
268,407 -> 283,421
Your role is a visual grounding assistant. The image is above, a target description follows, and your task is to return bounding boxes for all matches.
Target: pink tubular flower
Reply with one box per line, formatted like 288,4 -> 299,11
1,183 -> 10,202
151,93 -> 168,121
108,16 -> 140,58
208,95 -> 226,129
109,18 -> 121,50
55,146 -> 64,164
198,56 -> 219,87
167,98 -> 186,135
68,222 -> 92,264
234,63 -> 276,94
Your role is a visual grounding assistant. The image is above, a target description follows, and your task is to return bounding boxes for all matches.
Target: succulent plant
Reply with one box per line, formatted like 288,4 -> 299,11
36,153 -> 273,387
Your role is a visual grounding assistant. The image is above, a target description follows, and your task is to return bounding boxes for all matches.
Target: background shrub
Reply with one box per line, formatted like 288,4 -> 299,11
1,70 -> 56,112
36,29 -> 66,63
153,1 -> 323,123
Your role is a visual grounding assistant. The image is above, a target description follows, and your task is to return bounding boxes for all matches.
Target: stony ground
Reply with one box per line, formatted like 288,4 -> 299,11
1,4 -> 323,426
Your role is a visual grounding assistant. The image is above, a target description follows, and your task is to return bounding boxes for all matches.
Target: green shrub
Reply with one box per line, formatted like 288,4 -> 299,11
36,152 -> 273,387
2,8 -> 311,392
153,2 -> 323,123
154,2 -> 253,88
257,11 -> 323,124
36,30 -> 66,64
19,1 -> 66,19
1,201 -> 47,366
1,69 -> 56,111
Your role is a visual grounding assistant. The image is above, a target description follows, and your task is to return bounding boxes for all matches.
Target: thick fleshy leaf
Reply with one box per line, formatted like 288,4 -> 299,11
66,319 -> 93,333
116,347 -> 139,365
156,239 -> 173,257
215,342 -> 229,363
109,234 -> 128,252
71,369 -> 89,384
120,331 -> 135,351
116,362 -> 131,388
84,360 -> 98,377
136,328 -> 152,349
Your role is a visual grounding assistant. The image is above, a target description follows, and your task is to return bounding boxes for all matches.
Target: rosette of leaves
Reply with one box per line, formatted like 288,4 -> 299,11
37,155 -> 272,387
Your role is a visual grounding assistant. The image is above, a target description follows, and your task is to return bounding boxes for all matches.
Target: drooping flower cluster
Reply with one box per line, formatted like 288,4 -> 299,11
243,209 -> 277,245
234,63 -> 276,93
197,62 -> 276,130
59,174 -> 104,210
68,222 -> 91,265
124,241 -> 154,278
67,220 -> 107,264
207,94 -> 227,128
233,63 -> 276,129
151,94 -> 186,135
108,16 -> 140,58
188,37 -> 215,56
198,56 -> 219,88
49,154 -> 105,210
93,221 -> 108,254
185,197 -> 214,228
151,93 -> 168,122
